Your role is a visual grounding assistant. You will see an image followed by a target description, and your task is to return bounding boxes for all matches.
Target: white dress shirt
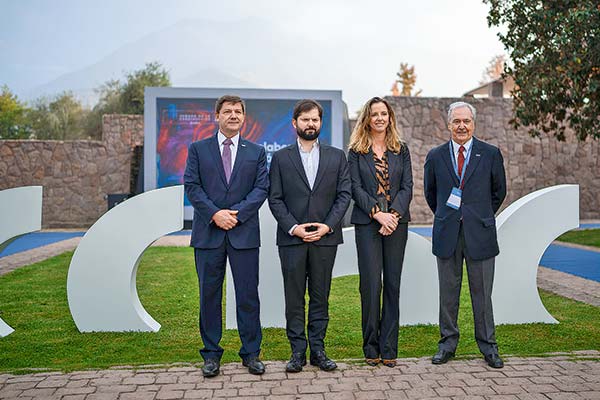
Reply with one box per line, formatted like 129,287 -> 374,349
451,137 -> 473,163
288,139 -> 321,236
298,138 -> 320,190
218,130 -> 240,169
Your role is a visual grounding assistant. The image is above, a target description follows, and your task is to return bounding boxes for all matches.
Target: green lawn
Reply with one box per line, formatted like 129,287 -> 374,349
557,228 -> 600,248
0,247 -> 599,373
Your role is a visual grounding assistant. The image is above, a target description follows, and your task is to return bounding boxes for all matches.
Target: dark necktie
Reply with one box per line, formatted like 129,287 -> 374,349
222,138 -> 233,183
458,145 -> 465,178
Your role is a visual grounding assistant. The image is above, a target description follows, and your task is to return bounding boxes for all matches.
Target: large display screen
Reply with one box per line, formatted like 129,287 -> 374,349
144,88 -> 345,219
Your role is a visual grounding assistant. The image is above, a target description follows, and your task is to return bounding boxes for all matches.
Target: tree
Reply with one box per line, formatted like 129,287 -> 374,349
85,61 -> 171,138
485,0 -> 600,140
28,92 -> 89,140
394,63 -> 422,97
480,54 -> 507,85
0,85 -> 30,139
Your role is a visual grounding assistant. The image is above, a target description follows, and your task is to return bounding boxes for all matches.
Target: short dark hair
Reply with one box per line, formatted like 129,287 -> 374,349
292,99 -> 323,121
215,95 -> 245,114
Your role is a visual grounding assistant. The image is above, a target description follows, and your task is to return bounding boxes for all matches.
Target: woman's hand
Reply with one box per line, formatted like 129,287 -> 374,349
374,211 -> 398,233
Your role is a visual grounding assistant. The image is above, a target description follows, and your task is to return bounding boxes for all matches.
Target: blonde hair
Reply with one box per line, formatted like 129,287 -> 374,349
349,97 -> 404,154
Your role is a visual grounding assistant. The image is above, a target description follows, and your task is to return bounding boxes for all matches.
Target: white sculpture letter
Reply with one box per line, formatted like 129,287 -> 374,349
67,186 -> 184,332
493,184 -> 579,324
0,186 -> 43,337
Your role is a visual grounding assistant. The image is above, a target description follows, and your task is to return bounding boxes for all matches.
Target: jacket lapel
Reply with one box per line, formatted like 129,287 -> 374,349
228,137 -> 246,185
442,140 -> 460,187
387,150 -> 399,181
312,145 -> 331,192
364,150 -> 378,181
462,137 -> 482,187
209,134 -> 228,187
287,144 -> 311,189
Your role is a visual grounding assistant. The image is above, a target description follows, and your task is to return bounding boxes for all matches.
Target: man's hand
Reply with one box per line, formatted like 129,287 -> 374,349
374,212 -> 398,233
212,209 -> 238,230
301,222 -> 330,243
291,223 -> 315,239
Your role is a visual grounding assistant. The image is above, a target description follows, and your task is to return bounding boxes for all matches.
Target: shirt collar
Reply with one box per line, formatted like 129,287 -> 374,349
218,130 -> 240,146
451,137 -> 473,153
297,138 -> 319,153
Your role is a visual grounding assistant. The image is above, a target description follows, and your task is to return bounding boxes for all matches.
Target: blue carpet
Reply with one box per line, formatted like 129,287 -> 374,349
408,227 -> 433,237
540,244 -> 600,282
0,232 -> 85,257
579,223 -> 600,230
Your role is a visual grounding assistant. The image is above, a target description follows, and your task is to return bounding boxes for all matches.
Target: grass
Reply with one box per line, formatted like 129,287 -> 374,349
557,228 -> 600,248
0,247 -> 599,373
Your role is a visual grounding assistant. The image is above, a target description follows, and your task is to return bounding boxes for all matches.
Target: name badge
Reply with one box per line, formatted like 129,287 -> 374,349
446,187 -> 462,210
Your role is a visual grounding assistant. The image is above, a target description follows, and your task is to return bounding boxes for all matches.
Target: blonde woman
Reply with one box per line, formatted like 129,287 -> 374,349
348,97 -> 413,367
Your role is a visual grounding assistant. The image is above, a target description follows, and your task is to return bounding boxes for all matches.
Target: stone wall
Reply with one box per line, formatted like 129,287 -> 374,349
0,115 -> 143,228
1,98 -> 598,227
387,97 -> 600,222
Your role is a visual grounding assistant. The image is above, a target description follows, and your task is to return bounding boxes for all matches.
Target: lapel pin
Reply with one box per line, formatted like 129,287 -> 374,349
476,153 -> 481,157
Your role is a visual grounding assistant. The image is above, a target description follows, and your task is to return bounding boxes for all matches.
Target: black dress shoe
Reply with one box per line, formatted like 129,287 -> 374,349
484,353 -> 504,369
286,352 -> 307,373
243,356 -> 266,375
431,350 -> 455,365
202,358 -> 220,377
310,351 -> 337,371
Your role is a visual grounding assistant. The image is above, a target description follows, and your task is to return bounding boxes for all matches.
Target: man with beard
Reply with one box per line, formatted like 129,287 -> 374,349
268,99 -> 351,372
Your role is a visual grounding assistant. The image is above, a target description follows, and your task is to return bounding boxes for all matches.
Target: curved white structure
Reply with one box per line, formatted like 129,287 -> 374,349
493,184 -> 579,324
226,204 -> 439,329
67,186 -> 184,332
0,186 -> 43,337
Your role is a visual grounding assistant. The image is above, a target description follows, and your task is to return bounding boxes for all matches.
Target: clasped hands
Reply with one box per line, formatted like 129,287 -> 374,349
212,209 -> 238,230
292,222 -> 330,242
374,211 -> 399,236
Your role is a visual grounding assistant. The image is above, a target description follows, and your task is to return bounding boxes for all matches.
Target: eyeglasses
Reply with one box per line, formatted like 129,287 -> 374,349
451,119 -> 472,126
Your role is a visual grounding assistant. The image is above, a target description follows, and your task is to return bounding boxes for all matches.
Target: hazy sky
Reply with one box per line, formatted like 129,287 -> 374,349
0,0 -> 506,111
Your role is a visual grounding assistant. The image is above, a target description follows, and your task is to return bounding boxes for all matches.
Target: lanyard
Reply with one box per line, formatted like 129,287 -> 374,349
448,141 -> 472,189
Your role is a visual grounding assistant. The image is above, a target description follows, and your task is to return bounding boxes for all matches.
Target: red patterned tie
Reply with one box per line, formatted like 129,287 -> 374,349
458,145 -> 465,178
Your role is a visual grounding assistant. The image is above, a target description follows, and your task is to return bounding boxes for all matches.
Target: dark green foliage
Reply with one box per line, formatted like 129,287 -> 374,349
485,0 -> 600,140
0,85 -> 30,139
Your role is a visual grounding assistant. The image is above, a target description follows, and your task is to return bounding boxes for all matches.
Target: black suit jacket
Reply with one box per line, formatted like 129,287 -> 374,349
424,137 -> 506,260
348,146 -> 413,225
268,143 -> 351,247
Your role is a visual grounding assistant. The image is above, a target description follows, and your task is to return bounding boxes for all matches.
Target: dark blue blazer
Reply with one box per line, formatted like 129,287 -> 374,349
348,146 -> 413,224
424,137 -> 506,260
183,134 -> 269,250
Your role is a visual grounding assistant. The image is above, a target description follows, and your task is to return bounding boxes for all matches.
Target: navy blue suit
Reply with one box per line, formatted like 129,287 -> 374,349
424,137 -> 506,261
184,133 -> 268,362
424,136 -> 506,356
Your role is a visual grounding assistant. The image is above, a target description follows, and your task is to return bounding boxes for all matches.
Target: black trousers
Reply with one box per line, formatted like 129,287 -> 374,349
355,221 -> 408,360
436,223 -> 498,356
194,238 -> 261,362
278,243 -> 338,355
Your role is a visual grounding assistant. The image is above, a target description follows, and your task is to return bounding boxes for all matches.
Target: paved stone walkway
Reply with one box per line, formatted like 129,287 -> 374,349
1,351 -> 599,399
2,234 -> 599,399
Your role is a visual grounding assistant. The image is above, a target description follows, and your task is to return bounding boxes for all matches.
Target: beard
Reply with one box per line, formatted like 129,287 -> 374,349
296,127 -> 321,141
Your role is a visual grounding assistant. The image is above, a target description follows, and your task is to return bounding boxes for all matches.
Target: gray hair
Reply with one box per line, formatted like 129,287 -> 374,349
447,102 -> 476,123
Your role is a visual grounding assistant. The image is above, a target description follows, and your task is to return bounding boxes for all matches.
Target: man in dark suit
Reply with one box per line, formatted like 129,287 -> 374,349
268,99 -> 351,372
184,95 -> 269,377
424,101 -> 507,369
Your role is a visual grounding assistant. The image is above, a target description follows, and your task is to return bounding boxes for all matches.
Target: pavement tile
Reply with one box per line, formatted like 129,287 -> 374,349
324,392 -> 356,400
120,392 -> 157,400
354,391 -> 386,400
491,384 -> 527,395
155,390 -> 184,400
